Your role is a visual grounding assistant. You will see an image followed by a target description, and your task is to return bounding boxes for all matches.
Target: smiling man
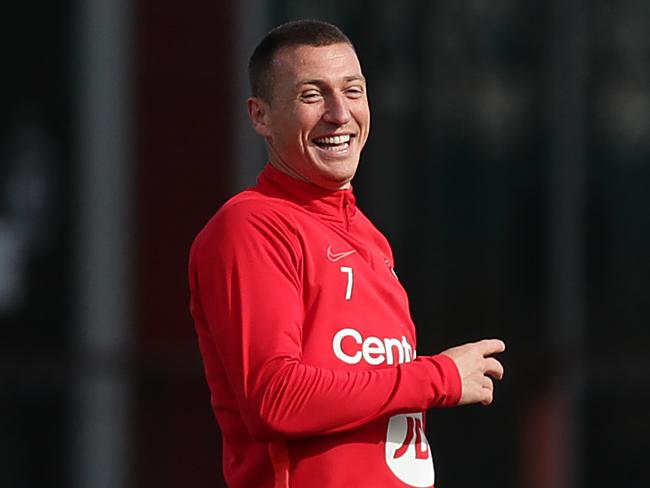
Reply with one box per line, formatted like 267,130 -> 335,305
247,39 -> 369,190
188,20 -> 505,488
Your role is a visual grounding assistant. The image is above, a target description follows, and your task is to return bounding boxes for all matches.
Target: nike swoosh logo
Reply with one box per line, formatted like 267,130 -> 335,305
327,246 -> 357,262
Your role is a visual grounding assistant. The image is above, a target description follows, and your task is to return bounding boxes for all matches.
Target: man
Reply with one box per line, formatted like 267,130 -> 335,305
188,20 -> 505,488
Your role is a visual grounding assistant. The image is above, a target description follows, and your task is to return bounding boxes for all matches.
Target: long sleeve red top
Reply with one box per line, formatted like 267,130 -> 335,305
188,164 -> 461,487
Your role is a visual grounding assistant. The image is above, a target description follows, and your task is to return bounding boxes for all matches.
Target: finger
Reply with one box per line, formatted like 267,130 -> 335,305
480,375 -> 494,390
480,385 -> 494,405
484,357 -> 504,380
478,338 -> 506,356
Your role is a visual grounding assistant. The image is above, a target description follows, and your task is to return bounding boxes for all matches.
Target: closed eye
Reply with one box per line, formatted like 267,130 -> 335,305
345,86 -> 365,99
300,90 -> 323,103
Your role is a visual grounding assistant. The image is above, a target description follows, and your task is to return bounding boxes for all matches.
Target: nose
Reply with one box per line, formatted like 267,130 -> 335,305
323,93 -> 351,125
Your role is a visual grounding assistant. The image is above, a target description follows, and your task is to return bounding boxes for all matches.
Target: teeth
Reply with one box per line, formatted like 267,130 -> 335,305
314,134 -> 351,145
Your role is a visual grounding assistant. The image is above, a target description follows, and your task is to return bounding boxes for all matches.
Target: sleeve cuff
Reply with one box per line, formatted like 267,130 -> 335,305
430,353 -> 462,407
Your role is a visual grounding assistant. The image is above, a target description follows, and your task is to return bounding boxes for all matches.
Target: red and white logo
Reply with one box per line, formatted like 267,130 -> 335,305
385,413 -> 434,487
327,245 -> 356,262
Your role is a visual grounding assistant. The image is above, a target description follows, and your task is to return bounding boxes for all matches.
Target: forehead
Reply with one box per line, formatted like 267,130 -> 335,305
271,43 -> 363,85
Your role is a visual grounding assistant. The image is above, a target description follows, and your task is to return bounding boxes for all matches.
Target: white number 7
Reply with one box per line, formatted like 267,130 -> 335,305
340,266 -> 353,300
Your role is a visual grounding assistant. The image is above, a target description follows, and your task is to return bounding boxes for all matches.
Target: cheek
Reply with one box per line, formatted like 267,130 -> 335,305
271,107 -> 321,149
353,103 -> 370,126
355,108 -> 370,135
272,116 -> 300,144
295,107 -> 322,130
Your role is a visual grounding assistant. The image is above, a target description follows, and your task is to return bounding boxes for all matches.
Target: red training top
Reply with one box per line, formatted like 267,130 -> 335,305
188,163 -> 461,487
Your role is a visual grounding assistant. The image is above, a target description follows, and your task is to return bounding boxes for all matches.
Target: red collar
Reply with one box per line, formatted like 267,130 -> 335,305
255,163 -> 357,226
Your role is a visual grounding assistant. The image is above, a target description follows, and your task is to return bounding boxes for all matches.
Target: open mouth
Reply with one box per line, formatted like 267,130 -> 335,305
312,134 -> 353,153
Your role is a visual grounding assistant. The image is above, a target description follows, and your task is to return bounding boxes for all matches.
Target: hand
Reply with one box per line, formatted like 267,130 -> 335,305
441,339 -> 505,406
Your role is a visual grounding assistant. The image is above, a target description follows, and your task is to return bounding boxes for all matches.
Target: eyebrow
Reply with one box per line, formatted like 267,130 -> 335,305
296,75 -> 366,88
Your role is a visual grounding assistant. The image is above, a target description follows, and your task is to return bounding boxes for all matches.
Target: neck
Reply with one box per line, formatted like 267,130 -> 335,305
267,150 -> 352,192
268,158 -> 311,185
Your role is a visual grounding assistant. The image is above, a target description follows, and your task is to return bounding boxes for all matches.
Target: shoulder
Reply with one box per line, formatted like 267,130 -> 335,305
212,189 -> 296,234
191,189 -> 300,258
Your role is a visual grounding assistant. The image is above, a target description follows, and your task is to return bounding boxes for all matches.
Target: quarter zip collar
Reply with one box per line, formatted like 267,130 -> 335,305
256,163 -> 357,228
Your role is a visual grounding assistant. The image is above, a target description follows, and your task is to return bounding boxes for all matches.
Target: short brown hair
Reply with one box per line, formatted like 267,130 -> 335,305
248,20 -> 354,102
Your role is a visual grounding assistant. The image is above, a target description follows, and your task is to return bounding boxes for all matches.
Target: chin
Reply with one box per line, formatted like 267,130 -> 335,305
320,172 -> 356,190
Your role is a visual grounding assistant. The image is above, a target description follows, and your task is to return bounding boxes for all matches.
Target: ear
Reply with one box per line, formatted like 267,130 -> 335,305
247,97 -> 272,137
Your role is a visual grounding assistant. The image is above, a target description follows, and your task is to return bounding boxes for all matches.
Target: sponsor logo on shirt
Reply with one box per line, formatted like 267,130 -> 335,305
385,412 -> 435,487
332,327 -> 415,365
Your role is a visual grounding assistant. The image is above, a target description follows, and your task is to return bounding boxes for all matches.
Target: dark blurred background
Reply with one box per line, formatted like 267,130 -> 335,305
2,0 -> 649,487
